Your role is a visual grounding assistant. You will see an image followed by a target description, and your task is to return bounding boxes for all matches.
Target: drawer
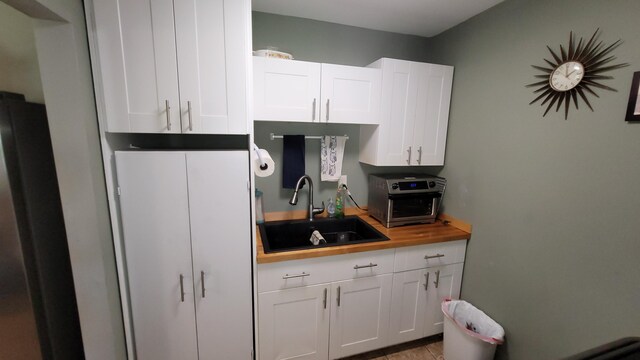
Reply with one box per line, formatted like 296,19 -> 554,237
258,249 -> 395,292
394,240 -> 467,272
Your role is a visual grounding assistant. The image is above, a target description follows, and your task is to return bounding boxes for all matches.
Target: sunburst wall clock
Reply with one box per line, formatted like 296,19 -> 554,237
528,29 -> 628,120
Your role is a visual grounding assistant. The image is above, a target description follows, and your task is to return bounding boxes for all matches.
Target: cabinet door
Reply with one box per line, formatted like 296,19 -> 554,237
258,284 -> 331,360
378,60 -> 419,165
254,57 -> 321,122
388,270 -> 428,345
424,263 -> 463,337
186,152 -> 253,359
320,64 -> 381,125
92,0 -> 181,133
115,152 -> 198,360
174,0 -> 248,134
411,64 -> 454,166
329,274 -> 392,359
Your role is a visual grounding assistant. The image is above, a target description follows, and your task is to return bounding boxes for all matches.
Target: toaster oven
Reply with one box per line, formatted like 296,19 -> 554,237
368,174 -> 446,228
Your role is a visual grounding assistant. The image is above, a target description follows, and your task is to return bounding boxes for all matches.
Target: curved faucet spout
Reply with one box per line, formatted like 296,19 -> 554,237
289,174 -> 324,221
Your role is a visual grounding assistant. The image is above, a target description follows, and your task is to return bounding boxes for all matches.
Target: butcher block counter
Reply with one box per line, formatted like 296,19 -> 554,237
256,209 -> 471,264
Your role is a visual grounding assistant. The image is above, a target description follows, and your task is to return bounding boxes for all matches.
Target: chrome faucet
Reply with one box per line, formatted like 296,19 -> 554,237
289,174 -> 325,221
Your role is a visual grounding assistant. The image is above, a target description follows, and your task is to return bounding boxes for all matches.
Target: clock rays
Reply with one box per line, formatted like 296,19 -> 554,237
527,29 -> 628,120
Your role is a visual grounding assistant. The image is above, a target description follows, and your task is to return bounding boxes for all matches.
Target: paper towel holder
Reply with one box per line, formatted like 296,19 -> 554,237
252,143 -> 269,170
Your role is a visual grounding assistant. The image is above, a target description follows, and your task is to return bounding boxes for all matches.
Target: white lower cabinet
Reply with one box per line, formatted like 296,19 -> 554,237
329,275 -> 393,359
257,242 -> 466,360
388,263 -> 464,345
258,284 -> 330,360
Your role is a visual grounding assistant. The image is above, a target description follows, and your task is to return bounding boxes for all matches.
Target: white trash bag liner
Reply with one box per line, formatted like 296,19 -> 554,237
442,299 -> 505,360
442,299 -> 505,344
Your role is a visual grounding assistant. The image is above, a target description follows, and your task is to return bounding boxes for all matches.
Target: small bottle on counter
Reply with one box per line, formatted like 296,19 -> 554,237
255,188 -> 265,224
335,186 -> 345,218
327,197 -> 336,218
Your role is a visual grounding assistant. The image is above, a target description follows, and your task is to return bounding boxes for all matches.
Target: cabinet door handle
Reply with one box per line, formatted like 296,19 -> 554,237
165,100 -> 171,131
424,253 -> 445,260
434,270 -> 441,289
187,101 -> 193,131
323,288 -> 327,309
312,98 -> 317,121
406,146 -> 412,165
336,286 -> 341,307
282,272 -> 310,279
179,274 -> 185,302
424,272 -> 429,291
200,271 -> 206,298
417,146 -> 422,164
326,99 -> 330,122
353,262 -> 378,270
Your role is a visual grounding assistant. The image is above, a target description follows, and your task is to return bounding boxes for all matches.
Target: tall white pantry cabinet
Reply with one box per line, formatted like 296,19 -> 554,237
115,151 -> 253,359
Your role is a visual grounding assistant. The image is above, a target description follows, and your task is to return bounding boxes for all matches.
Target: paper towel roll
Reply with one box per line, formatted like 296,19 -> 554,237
254,148 -> 275,177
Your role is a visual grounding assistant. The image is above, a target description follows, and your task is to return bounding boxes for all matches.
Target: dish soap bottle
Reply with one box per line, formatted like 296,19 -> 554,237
327,197 -> 336,218
335,185 -> 345,218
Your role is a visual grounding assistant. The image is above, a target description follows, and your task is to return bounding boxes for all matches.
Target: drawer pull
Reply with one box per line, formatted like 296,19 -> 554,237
424,253 -> 445,260
282,272 -> 310,280
353,262 -> 378,270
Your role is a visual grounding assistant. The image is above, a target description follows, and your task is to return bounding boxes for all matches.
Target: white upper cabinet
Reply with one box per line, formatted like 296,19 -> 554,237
90,0 -> 250,134
253,58 -> 321,122
359,58 -> 453,166
254,57 -> 381,125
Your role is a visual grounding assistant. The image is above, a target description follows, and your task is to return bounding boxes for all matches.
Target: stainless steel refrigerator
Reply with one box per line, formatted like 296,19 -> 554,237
0,92 -> 84,359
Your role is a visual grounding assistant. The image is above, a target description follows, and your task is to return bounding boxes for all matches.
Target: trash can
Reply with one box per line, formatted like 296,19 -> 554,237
441,299 -> 505,360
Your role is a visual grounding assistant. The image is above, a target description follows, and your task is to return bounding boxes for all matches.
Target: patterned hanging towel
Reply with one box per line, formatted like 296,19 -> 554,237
320,135 -> 347,182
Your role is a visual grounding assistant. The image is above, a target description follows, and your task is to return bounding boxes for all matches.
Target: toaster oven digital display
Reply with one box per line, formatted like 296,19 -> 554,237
398,181 -> 428,190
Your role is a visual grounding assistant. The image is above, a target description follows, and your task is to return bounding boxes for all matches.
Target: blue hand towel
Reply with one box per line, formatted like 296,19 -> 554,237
282,135 -> 305,189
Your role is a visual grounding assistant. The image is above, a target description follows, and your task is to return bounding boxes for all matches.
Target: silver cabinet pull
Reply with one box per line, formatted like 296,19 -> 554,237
187,101 -> 193,131
326,99 -> 330,122
353,262 -> 378,270
312,98 -> 317,121
323,288 -> 327,309
165,100 -> 171,131
336,286 -> 341,307
406,146 -> 412,165
200,271 -> 206,298
424,272 -> 429,291
434,270 -> 441,288
179,274 -> 185,302
417,146 -> 422,164
425,253 -> 445,260
282,272 -> 310,280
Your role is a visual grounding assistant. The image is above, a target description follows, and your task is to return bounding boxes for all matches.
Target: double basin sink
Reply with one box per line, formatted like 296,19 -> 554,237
259,215 -> 389,253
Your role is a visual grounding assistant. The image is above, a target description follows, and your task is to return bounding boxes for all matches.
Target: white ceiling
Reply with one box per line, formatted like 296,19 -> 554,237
252,0 -> 505,37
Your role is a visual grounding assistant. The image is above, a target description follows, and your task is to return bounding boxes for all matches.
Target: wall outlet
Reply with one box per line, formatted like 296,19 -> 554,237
339,175 -> 347,188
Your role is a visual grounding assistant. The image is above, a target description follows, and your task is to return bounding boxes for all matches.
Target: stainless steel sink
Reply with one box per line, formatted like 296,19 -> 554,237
259,215 -> 389,253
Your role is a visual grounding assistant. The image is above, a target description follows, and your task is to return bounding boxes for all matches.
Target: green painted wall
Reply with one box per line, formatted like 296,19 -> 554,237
429,0 -> 640,358
252,12 -> 437,212
0,2 -> 44,103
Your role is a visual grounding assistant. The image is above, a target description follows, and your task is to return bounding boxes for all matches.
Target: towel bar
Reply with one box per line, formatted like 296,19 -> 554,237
269,133 -> 349,141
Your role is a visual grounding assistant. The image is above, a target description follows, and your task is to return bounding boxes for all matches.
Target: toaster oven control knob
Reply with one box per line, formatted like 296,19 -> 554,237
391,183 -> 399,190
428,181 -> 436,188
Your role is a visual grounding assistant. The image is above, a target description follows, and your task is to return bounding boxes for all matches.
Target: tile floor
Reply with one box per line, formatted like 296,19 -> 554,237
341,335 -> 444,360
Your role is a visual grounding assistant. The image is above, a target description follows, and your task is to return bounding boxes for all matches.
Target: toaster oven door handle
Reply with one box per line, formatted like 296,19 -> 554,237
387,193 -> 442,200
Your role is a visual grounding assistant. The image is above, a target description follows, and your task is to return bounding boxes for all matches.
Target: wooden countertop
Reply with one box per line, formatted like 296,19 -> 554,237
256,209 -> 471,264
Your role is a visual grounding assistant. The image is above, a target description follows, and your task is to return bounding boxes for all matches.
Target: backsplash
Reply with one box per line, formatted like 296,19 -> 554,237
253,121 -> 440,212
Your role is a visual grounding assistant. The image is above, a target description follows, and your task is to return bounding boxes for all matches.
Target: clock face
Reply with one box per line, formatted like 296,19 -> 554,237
550,61 -> 584,92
